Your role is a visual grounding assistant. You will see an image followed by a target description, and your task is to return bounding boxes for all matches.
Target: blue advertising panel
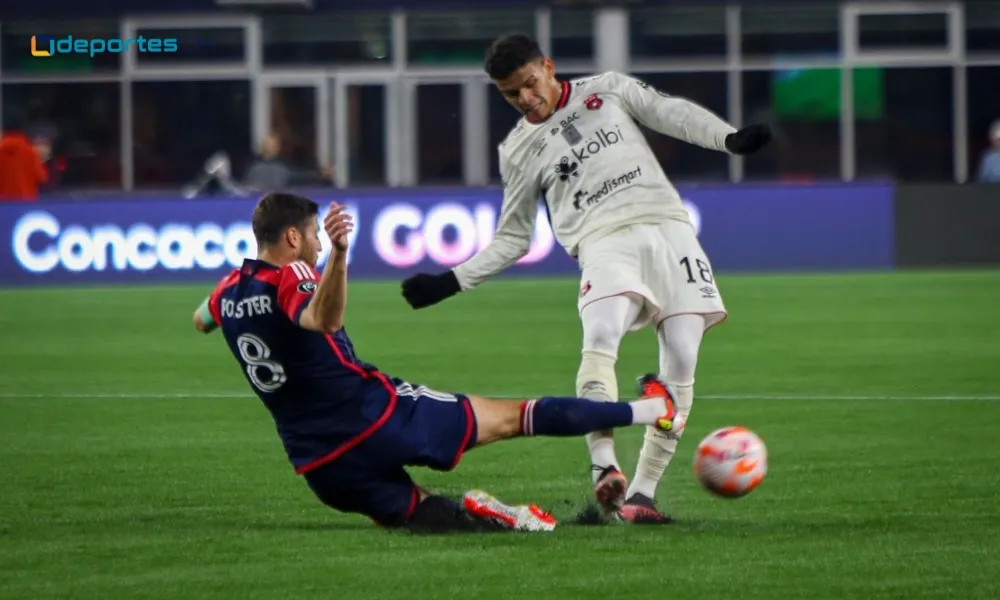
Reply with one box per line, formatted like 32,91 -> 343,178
0,183 -> 894,287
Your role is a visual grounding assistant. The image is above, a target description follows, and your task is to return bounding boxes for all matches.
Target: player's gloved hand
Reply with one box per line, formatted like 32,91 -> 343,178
725,124 -> 772,155
401,270 -> 461,309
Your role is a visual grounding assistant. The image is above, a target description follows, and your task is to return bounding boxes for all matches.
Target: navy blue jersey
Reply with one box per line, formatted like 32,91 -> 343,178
207,259 -> 397,474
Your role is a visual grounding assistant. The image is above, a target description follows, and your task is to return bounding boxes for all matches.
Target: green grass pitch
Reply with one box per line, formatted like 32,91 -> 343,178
2,269 -> 999,599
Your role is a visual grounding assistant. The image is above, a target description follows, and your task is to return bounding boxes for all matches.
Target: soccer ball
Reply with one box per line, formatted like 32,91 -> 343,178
693,426 -> 767,498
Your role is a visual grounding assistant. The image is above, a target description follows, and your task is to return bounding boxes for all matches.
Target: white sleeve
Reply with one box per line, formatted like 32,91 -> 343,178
452,155 -> 538,290
610,72 -> 737,153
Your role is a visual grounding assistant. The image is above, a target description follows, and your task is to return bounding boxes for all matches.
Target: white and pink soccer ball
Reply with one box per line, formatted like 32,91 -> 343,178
693,426 -> 768,498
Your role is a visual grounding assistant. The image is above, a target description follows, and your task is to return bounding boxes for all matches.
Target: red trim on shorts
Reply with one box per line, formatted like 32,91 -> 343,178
403,486 -> 420,522
579,291 -> 660,331
294,335 -> 398,475
447,397 -> 477,471
654,311 -> 729,333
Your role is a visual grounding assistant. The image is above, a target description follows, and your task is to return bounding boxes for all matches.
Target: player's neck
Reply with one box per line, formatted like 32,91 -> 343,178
257,249 -> 292,268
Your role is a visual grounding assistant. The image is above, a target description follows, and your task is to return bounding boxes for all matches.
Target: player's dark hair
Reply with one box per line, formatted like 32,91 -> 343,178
251,192 -> 319,247
484,33 -> 544,80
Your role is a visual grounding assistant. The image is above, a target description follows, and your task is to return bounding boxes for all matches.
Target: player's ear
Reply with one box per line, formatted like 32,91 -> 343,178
541,57 -> 555,79
285,225 -> 301,250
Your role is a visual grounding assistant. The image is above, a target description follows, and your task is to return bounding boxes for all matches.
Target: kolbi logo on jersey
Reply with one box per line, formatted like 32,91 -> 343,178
558,125 -> 625,171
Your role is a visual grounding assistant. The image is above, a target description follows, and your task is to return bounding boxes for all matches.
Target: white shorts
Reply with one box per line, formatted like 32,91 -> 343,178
576,220 -> 728,332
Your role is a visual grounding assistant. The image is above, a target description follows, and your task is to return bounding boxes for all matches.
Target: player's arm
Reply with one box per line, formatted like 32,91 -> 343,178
295,204 -> 353,333
400,156 -> 538,309
192,296 -> 218,334
192,276 -> 227,335
610,72 -> 770,155
452,158 -> 538,290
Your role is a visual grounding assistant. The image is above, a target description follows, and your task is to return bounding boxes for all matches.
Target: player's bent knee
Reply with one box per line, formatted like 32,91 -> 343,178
466,395 -> 522,447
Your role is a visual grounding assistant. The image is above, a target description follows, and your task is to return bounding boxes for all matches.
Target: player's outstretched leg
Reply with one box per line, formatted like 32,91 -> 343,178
466,388 -> 677,447
577,295 -> 643,514
622,313 -> 706,524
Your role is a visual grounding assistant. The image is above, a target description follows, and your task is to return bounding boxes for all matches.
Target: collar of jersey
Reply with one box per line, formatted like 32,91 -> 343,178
242,258 -> 281,272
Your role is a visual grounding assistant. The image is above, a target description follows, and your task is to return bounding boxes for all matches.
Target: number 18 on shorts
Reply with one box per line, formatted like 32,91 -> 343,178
576,220 -> 727,331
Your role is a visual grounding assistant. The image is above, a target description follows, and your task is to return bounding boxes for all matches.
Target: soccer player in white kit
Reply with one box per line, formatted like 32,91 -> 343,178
401,33 -> 771,524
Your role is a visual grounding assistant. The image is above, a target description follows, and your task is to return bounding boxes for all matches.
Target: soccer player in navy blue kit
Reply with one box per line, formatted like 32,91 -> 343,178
193,192 -> 679,532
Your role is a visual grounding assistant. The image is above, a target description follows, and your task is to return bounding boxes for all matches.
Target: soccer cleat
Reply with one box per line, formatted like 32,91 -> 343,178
637,373 -> 677,432
618,492 -> 674,525
593,465 -> 628,515
462,490 -> 557,532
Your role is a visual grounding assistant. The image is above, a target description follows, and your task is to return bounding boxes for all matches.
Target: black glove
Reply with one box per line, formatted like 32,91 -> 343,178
401,270 -> 461,309
725,124 -> 772,155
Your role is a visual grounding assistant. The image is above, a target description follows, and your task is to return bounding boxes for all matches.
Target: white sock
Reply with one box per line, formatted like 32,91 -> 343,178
577,349 -> 621,483
628,397 -> 669,425
628,383 -> 693,500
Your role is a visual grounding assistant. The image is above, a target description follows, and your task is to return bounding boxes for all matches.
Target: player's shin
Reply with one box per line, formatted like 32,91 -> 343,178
577,349 -> 621,482
518,395 -> 673,437
628,383 -> 693,500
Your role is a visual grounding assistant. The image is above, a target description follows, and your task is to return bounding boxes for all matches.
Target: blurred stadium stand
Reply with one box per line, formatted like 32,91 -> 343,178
1,0 -> 999,194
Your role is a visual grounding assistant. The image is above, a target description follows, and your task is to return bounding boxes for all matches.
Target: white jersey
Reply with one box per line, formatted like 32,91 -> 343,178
452,70 -> 737,290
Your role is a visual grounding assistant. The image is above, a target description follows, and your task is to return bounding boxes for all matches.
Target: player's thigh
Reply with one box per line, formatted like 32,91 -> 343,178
651,220 -> 727,329
465,394 -> 524,448
303,459 -> 420,527
372,378 -> 477,473
577,225 -> 659,331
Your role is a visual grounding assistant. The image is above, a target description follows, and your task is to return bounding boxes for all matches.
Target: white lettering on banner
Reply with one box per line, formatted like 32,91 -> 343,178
11,211 -> 260,274
8,201 -> 698,276
13,212 -> 59,273
373,202 -> 556,268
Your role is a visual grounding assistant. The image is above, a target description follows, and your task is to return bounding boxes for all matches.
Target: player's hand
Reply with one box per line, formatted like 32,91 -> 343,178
324,202 -> 354,253
725,124 -> 772,155
401,271 -> 461,309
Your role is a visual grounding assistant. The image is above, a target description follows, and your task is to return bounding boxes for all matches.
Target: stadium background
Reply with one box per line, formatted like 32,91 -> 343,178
2,2 -> 999,599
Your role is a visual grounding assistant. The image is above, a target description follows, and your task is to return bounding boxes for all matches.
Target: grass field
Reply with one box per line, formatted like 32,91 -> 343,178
2,269 -> 999,599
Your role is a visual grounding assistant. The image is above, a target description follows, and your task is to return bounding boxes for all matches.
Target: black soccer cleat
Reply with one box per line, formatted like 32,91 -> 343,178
618,492 -> 674,525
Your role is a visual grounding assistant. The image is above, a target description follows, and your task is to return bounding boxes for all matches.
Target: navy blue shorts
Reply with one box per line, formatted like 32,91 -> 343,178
302,377 -> 477,526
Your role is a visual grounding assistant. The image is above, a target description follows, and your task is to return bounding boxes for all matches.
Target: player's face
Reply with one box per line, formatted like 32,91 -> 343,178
493,58 -> 561,122
287,218 -> 323,267
292,218 -> 322,267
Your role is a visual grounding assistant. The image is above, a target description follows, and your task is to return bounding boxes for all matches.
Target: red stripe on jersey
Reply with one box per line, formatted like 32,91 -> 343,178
208,270 -> 241,325
275,261 -> 318,322
293,334 -> 398,475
